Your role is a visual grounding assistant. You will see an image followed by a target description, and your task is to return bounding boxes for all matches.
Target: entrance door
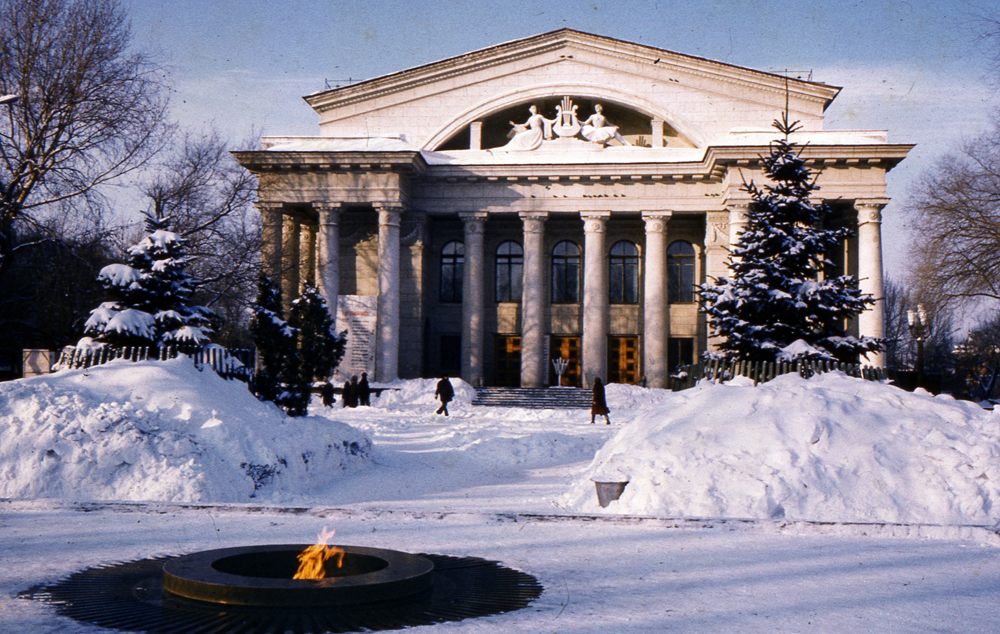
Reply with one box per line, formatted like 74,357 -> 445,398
548,336 -> 581,387
494,336 -> 521,387
608,336 -> 639,384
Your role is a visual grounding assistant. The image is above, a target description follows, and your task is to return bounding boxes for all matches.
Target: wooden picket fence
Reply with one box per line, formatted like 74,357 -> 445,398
671,357 -> 888,391
54,345 -> 254,382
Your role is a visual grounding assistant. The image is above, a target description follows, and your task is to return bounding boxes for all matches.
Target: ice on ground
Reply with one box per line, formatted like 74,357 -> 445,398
563,372 -> 1000,525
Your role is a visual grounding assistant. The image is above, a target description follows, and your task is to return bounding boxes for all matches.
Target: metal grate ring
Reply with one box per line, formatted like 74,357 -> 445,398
19,552 -> 543,633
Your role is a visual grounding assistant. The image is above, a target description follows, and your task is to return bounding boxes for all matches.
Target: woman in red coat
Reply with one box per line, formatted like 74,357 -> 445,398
591,377 -> 611,425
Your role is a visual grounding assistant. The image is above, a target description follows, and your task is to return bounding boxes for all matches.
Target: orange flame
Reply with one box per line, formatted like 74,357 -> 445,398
293,526 -> 345,580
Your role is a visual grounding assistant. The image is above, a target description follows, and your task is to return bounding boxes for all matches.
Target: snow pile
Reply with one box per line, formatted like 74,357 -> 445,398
0,357 -> 371,503
564,372 -> 1000,525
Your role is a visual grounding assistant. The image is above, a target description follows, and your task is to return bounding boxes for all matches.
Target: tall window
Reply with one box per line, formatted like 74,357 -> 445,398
609,240 -> 639,304
667,240 -> 695,303
551,241 -> 581,303
495,241 -> 523,302
440,241 -> 463,303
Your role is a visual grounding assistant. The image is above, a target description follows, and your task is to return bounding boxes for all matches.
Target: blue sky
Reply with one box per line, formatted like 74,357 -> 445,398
125,0 -> 999,279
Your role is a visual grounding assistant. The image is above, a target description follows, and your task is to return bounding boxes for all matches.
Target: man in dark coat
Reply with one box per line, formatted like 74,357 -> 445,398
358,372 -> 371,406
435,376 -> 454,416
342,377 -> 356,408
320,381 -> 335,407
591,377 -> 611,424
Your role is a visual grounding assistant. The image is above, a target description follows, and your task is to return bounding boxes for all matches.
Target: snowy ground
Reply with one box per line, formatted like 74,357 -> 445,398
3,360 -> 1000,632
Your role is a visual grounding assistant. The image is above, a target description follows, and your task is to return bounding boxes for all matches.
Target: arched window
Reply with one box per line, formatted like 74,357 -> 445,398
495,241 -> 523,302
440,241 -> 464,303
667,240 -> 696,303
609,241 -> 639,304
551,241 -> 580,303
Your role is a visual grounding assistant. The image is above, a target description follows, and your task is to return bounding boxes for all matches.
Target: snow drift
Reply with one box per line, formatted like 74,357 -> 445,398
0,357 -> 371,503
565,372 -> 1000,525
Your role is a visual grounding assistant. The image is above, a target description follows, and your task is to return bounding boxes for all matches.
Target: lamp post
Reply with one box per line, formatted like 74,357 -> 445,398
907,304 -> 928,390
0,94 -> 18,106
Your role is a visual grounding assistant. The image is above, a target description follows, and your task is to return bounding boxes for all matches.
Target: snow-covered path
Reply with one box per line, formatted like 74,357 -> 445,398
318,403 -> 613,512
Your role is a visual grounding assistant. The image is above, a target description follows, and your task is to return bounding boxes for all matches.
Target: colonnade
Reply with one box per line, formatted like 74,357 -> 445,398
257,201 -> 404,384
257,197 -> 887,388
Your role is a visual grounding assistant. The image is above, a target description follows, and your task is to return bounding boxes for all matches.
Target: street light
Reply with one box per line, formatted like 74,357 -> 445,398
0,94 -> 18,106
907,304 -> 928,390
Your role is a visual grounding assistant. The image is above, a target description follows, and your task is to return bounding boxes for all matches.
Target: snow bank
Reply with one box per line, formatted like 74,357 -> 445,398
0,357 -> 371,503
564,372 -> 1000,525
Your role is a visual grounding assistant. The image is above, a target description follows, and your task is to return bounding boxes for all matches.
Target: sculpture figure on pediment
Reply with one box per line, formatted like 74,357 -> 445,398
502,105 -> 553,151
580,104 -> 631,147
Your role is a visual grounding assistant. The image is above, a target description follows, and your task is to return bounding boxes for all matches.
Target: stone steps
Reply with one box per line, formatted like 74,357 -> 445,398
472,387 -> 593,409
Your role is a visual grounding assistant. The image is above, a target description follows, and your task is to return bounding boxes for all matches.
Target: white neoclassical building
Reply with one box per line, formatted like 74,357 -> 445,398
234,29 -> 911,389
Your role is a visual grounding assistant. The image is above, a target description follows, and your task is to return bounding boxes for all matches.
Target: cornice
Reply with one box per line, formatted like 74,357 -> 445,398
233,142 -> 912,184
304,29 -> 840,116
232,150 -> 428,176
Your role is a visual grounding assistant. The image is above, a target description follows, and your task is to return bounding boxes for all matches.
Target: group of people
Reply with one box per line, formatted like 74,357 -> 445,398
322,371 -> 609,423
320,372 -> 371,408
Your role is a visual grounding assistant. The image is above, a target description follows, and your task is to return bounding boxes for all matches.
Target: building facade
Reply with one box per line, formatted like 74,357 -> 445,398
235,30 -> 911,388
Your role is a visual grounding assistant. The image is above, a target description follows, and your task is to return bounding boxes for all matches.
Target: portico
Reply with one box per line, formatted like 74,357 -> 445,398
235,30 -> 911,388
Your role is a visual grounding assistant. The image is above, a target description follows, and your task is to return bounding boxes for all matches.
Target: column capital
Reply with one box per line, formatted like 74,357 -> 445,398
855,199 -> 889,224
314,201 -> 343,225
255,200 -> 286,214
642,210 -> 672,233
312,200 -> 343,211
726,202 -> 750,219
581,211 -> 611,234
519,211 -> 547,234
376,205 -> 403,227
459,212 -> 489,234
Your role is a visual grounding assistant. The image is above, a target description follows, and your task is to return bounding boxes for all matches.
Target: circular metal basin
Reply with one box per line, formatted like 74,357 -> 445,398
162,545 -> 434,607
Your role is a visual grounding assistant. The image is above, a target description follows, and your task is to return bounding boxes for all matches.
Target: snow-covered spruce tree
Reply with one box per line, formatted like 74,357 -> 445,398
83,214 -> 218,348
288,282 -> 347,386
249,275 -> 299,411
698,115 -> 881,363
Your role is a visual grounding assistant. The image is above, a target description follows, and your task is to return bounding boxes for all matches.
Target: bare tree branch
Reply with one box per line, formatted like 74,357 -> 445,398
0,0 -> 171,278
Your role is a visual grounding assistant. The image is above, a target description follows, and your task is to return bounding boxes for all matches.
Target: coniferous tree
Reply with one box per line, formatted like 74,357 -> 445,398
698,115 -> 881,363
288,282 -> 347,386
249,275 -> 297,408
82,214 -> 217,348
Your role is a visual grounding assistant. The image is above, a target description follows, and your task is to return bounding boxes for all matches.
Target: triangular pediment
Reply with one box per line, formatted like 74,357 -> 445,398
304,30 -> 841,151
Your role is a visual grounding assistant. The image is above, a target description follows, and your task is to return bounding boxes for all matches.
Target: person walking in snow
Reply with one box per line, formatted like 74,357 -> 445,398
591,377 -> 611,425
320,381 -> 335,407
358,372 -> 371,407
342,377 -> 356,408
435,376 -> 454,416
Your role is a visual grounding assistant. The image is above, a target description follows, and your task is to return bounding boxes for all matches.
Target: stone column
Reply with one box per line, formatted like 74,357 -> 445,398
376,205 -> 403,383
728,204 -> 749,251
520,212 -> 548,388
281,213 -> 301,312
314,202 -> 342,327
460,212 -> 488,386
257,202 -> 284,284
856,200 -> 888,367
469,122 -> 483,151
704,210 -> 733,356
299,220 -> 316,293
642,211 -> 671,389
651,118 -> 664,148
581,211 -> 610,387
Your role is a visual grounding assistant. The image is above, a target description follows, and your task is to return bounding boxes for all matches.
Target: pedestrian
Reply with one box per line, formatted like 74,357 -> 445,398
342,377 -> 355,408
435,376 -> 454,416
358,372 -> 371,407
591,377 -> 611,425
348,375 -> 360,408
320,380 -> 335,408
